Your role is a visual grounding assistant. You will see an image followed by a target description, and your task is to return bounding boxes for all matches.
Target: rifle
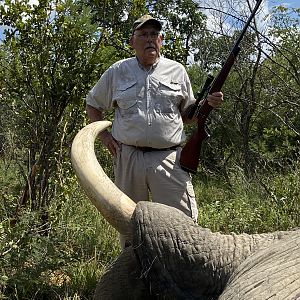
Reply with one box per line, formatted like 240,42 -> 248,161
180,0 -> 263,174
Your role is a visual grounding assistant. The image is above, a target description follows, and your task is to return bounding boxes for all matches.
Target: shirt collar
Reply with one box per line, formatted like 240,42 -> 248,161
135,56 -> 160,71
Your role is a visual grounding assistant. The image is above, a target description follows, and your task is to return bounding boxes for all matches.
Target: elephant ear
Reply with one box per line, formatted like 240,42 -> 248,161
219,233 -> 300,300
132,201 -> 225,299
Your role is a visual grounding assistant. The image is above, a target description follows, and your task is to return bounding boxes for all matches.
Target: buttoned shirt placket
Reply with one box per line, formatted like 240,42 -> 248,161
145,70 -> 152,128
138,59 -> 158,146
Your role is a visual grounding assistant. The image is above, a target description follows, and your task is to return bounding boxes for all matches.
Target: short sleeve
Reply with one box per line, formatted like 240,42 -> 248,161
86,68 -> 114,110
180,68 -> 196,114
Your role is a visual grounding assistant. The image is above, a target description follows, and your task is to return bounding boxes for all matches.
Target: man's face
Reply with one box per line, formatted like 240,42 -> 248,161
130,24 -> 163,66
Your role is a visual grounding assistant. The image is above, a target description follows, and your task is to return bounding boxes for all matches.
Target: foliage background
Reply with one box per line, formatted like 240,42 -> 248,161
0,0 -> 299,298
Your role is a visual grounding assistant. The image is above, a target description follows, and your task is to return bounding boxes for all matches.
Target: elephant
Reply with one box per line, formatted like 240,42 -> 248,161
71,121 -> 300,300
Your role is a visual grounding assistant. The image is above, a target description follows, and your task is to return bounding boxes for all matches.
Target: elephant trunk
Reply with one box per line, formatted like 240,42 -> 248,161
132,201 -> 299,299
71,121 -> 136,239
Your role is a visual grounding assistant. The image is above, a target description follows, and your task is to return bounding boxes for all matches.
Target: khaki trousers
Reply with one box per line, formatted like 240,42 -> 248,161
114,144 -> 198,248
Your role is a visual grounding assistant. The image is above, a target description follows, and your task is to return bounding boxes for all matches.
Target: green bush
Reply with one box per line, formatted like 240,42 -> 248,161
195,165 -> 299,233
0,179 -> 119,300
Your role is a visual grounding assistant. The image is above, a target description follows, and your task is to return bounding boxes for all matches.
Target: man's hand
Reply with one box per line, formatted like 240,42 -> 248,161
98,130 -> 120,157
182,92 -> 224,124
86,104 -> 120,157
207,92 -> 223,108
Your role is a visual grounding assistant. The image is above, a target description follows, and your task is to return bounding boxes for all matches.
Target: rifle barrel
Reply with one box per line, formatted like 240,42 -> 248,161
179,0 -> 263,174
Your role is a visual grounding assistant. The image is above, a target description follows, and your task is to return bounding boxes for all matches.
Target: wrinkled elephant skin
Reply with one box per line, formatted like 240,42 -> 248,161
94,202 -> 299,299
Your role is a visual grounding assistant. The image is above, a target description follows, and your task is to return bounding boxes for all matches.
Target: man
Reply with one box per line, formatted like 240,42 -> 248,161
86,15 -> 223,245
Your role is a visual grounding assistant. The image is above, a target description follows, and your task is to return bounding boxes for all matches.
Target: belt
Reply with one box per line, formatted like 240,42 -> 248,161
133,145 -> 179,152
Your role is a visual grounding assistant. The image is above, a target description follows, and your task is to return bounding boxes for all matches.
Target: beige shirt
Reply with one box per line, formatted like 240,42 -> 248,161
86,57 -> 196,148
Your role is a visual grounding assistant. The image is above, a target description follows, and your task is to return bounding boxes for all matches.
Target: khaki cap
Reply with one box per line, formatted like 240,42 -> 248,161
132,14 -> 162,32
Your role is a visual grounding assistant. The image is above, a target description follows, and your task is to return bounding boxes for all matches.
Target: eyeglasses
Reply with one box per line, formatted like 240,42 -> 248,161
133,31 -> 160,40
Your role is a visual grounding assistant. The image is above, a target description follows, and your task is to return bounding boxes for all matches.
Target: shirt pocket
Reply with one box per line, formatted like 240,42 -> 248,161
114,81 -> 138,117
157,80 -> 183,113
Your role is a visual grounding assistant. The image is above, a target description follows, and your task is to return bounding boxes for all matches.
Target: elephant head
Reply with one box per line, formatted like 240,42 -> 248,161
71,121 -> 300,300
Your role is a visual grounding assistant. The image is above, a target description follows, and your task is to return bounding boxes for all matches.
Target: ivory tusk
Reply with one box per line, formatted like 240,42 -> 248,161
71,121 -> 136,239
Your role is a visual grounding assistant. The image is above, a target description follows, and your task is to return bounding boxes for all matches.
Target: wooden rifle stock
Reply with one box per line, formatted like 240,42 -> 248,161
180,0 -> 263,174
